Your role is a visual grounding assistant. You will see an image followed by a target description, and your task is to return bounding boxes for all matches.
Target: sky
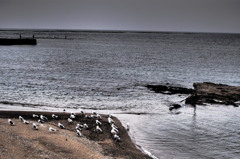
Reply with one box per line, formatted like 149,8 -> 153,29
0,0 -> 240,33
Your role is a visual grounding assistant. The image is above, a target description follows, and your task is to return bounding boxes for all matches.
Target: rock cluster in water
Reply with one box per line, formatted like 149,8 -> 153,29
146,82 -> 240,107
185,82 -> 240,107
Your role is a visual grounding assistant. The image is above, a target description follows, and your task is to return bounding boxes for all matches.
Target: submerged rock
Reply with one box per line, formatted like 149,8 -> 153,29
146,84 -> 193,95
185,82 -> 240,107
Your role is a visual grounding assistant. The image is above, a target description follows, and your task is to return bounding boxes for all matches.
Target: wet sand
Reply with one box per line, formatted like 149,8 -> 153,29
0,111 -> 152,159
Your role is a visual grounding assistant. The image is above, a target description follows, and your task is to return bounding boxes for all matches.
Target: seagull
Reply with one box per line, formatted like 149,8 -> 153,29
96,125 -> 102,133
76,129 -> 82,137
32,123 -> 39,130
19,116 -> 24,121
40,115 -> 48,121
75,124 -> 82,131
67,118 -> 73,123
23,119 -> 30,124
108,117 -> 114,124
111,128 -> 118,135
38,119 -> 44,123
111,123 -> 118,129
96,114 -> 101,119
52,114 -> 58,119
49,127 -> 57,132
32,114 -> 39,118
96,120 -> 102,125
70,114 -> 76,119
111,127 -> 119,134
113,134 -> 121,142
8,119 -> 15,126
58,122 -> 65,129
126,123 -> 130,131
83,123 -> 89,129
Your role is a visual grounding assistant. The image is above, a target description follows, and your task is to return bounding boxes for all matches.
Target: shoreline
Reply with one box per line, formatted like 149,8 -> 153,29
0,110 -> 152,159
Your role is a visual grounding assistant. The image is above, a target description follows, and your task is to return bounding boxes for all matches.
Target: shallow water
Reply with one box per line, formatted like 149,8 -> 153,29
0,30 -> 240,158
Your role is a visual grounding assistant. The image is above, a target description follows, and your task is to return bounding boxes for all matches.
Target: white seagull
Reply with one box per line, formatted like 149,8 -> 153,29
111,127 -> 119,134
96,120 -> 102,125
113,134 -> 121,142
83,123 -> 89,129
96,125 -> 102,133
8,119 -> 15,126
76,129 -> 82,137
23,119 -> 30,124
38,119 -> 44,123
32,114 -> 39,118
126,123 -> 130,131
111,128 -> 118,135
58,122 -> 65,129
40,115 -> 48,121
96,114 -> 101,119
32,123 -> 39,130
67,118 -> 73,123
19,116 -> 24,121
108,117 -> 114,124
75,124 -> 82,131
52,114 -> 58,119
70,114 -> 76,119
49,127 -> 57,132
111,123 -> 118,129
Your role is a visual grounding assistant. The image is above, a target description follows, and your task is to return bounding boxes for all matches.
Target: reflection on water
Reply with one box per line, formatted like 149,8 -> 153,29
117,104 -> 240,159
0,30 -> 240,158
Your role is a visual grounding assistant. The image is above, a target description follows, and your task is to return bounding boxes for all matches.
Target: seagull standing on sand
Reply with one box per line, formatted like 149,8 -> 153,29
83,123 -> 89,129
58,122 -> 66,129
52,114 -> 58,119
23,119 -> 30,124
49,127 -> 57,132
40,115 -> 48,121
113,134 -> 121,142
108,117 -> 114,124
19,116 -> 24,121
8,119 -> 15,126
111,128 -> 118,135
32,123 -> 39,130
76,129 -> 82,137
96,120 -> 102,125
70,114 -> 76,119
75,124 -> 82,131
32,114 -> 39,118
38,119 -> 44,123
96,125 -> 102,133
96,114 -> 101,119
67,118 -> 73,123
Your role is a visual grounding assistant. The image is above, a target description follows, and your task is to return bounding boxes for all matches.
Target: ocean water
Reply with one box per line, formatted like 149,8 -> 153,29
0,30 -> 240,158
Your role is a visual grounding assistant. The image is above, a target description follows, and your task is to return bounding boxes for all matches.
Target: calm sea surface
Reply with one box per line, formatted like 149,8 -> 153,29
0,30 -> 240,158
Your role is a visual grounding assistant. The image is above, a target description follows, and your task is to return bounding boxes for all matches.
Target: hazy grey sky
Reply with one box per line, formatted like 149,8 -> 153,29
0,0 -> 240,33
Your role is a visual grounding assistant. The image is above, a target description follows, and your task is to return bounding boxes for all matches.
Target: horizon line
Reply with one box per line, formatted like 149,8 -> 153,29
0,28 -> 240,35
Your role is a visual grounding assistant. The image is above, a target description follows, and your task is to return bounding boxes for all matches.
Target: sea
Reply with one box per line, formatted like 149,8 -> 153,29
0,30 -> 240,159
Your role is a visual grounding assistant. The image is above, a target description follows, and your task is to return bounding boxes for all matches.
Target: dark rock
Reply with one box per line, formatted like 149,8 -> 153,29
185,82 -> 240,106
169,104 -> 182,111
146,84 -> 193,95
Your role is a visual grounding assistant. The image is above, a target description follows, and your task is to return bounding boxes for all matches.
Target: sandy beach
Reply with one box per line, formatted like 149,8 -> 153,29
0,111 -> 151,159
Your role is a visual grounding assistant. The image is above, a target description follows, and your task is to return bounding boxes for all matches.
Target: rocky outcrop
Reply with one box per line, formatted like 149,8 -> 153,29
185,82 -> 240,107
146,84 -> 193,95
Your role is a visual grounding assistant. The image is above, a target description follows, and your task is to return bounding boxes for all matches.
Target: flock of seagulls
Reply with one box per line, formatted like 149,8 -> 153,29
7,110 -> 129,143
